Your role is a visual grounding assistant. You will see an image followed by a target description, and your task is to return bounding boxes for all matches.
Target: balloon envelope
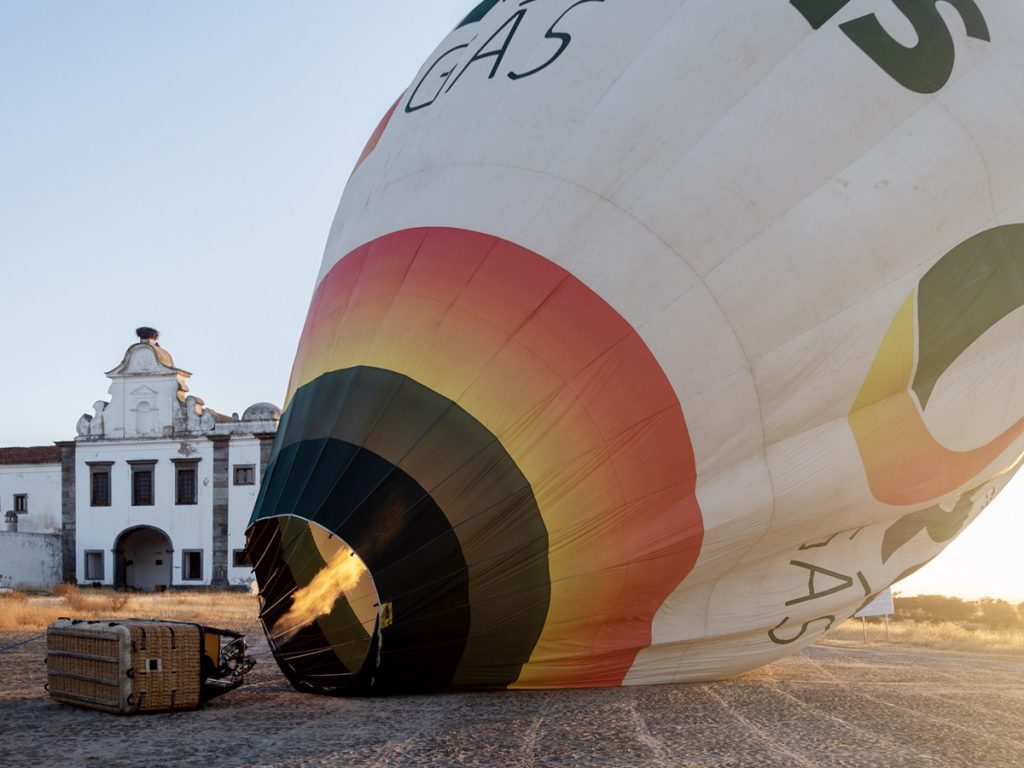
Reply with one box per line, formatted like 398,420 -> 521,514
248,0 -> 1024,693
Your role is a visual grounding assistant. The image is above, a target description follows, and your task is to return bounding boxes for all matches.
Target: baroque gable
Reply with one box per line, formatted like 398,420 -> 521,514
75,329 -> 279,442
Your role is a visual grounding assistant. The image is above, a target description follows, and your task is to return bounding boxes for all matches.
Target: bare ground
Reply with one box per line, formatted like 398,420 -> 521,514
1,626 -> 1022,768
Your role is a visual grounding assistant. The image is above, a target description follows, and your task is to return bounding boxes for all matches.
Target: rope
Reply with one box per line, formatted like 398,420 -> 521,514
0,632 -> 46,654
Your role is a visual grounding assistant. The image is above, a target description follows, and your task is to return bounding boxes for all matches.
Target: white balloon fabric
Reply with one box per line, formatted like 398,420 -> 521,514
247,0 -> 1024,693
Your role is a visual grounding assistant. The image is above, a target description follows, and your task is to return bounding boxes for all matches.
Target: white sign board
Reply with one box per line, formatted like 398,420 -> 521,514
855,588 -> 895,617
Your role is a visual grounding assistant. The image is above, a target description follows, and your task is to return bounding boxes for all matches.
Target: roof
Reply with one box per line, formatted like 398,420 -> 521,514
0,446 -> 62,465
152,343 -> 176,368
242,402 -> 282,422
206,408 -> 234,424
105,340 -> 190,378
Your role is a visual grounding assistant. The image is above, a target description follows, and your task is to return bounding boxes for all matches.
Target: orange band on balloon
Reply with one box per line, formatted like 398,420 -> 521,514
351,95 -> 401,175
850,294 -> 1024,505
287,227 -> 703,687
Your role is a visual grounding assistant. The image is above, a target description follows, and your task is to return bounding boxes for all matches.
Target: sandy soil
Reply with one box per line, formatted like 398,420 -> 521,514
1,627 -> 1022,768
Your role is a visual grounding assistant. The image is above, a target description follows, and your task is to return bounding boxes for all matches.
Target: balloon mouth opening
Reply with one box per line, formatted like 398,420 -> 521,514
252,520 -> 382,691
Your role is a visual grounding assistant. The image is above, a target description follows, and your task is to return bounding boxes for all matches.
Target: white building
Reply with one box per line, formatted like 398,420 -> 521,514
0,447 -> 63,589
0,447 -> 62,534
0,328 -> 279,590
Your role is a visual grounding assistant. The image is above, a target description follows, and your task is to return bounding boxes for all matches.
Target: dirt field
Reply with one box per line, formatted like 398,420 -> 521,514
2,622 -> 1022,768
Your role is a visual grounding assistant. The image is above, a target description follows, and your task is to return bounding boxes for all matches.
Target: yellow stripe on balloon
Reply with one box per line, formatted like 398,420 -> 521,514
851,292 -> 1024,505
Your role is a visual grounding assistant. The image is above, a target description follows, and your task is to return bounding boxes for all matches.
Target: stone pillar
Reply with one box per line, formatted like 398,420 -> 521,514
210,435 -> 230,587
255,432 -> 276,480
56,440 -> 77,583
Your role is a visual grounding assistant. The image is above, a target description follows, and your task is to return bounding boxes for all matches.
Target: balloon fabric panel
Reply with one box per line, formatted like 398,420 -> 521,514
259,226 -> 702,690
850,226 -> 1024,505
247,0 -> 1024,693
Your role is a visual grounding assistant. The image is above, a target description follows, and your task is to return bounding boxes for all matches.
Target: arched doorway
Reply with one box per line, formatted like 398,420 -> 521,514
114,526 -> 173,591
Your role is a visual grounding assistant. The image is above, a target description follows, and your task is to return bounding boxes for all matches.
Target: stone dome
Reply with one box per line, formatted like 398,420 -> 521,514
242,402 -> 281,422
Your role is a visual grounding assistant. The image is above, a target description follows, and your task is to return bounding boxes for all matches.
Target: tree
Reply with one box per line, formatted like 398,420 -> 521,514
977,597 -> 1020,629
896,594 -> 975,623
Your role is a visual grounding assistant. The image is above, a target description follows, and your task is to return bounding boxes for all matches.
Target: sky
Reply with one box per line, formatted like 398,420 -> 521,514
0,1 -> 1019,604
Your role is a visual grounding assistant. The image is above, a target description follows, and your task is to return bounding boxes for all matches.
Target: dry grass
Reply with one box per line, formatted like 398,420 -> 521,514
5,590 -> 1021,657
823,618 -> 1024,656
50,583 -> 77,599
0,589 -> 260,632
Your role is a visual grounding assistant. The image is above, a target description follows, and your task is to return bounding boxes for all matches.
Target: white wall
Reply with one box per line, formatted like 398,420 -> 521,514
0,531 -> 61,589
0,463 -> 62,534
0,337 -> 278,591
228,436 -> 261,586
75,438 -> 214,587
102,342 -> 184,440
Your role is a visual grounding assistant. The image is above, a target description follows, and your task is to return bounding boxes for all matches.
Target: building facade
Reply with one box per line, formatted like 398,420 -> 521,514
0,447 -> 62,535
0,447 -> 63,589
0,329 -> 279,590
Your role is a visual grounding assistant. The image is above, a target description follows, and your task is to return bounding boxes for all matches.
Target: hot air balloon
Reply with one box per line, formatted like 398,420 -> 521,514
247,0 -> 1024,693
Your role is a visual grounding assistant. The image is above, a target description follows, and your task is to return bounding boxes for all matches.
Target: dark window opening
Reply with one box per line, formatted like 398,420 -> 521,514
13,494 -> 27,513
233,465 -> 255,486
176,467 -> 197,505
182,550 -> 203,581
232,549 -> 250,568
91,471 -> 110,507
84,551 -> 104,580
132,468 -> 154,506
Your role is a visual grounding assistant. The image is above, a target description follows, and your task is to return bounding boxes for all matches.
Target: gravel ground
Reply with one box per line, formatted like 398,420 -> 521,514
1,630 -> 1021,768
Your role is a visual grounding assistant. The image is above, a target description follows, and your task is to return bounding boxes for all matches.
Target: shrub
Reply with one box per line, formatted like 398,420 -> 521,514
101,592 -> 130,613
824,618 -> 1024,655
895,594 -> 976,623
977,598 -> 1021,629
51,583 -> 79,600
65,590 -> 93,613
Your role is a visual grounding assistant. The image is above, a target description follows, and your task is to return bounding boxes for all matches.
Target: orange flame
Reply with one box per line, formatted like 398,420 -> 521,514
272,545 -> 367,643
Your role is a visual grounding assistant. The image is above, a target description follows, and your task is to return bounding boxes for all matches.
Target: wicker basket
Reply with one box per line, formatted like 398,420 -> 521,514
46,620 -> 204,714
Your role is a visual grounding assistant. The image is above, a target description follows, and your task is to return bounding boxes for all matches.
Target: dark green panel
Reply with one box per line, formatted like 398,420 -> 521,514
840,0 -> 989,94
246,519 -> 353,694
254,442 -> 470,693
248,367 -> 550,693
914,225 -> 1024,408
457,0 -> 501,29
790,0 -> 852,30
881,488 -> 974,564
274,518 -> 371,675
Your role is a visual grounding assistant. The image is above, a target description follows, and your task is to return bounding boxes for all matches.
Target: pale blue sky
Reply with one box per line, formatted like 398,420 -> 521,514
0,1 -> 470,433
0,2 -> 1018,603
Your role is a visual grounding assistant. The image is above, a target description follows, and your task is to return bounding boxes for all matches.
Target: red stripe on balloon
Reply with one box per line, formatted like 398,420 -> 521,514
351,95 -> 402,175
288,227 -> 702,688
